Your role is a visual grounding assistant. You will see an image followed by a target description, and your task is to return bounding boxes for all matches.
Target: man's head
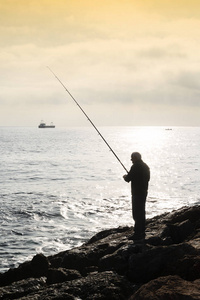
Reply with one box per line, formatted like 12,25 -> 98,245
131,152 -> 142,163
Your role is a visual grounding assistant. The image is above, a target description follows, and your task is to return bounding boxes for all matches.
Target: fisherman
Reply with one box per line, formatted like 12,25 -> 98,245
123,152 -> 150,240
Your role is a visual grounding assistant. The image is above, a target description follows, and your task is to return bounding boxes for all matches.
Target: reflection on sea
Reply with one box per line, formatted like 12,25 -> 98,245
0,126 -> 199,272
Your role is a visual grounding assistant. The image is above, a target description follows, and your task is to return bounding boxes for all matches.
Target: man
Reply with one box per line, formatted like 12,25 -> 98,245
123,152 -> 150,240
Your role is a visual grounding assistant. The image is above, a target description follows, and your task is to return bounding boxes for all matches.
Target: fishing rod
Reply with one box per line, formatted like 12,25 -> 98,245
47,67 -> 128,173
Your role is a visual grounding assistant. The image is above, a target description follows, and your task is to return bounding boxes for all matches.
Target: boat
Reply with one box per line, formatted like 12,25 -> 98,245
38,121 -> 55,128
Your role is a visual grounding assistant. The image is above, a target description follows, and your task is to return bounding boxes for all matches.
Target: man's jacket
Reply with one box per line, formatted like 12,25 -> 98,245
124,160 -> 150,195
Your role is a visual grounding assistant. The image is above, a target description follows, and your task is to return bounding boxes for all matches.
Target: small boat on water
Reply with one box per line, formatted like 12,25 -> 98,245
38,121 -> 55,128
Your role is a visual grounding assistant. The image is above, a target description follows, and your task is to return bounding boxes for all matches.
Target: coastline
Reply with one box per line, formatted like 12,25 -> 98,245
0,204 -> 200,299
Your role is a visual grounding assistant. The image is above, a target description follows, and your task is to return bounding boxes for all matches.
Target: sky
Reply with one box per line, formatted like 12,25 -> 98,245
0,0 -> 200,127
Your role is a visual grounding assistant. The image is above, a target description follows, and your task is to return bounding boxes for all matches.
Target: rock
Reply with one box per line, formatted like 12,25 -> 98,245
168,219 -> 194,243
0,277 -> 46,299
128,242 -> 198,283
31,253 -> 49,277
0,271 -> 135,300
0,205 -> 200,299
129,275 -> 200,300
0,253 -> 49,287
46,268 -> 81,284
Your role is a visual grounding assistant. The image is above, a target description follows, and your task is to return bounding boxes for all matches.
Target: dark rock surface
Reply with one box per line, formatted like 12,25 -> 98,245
0,205 -> 200,299
130,275 -> 200,300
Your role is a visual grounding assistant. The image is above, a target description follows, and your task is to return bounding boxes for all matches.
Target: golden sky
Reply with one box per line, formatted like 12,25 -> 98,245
0,0 -> 200,126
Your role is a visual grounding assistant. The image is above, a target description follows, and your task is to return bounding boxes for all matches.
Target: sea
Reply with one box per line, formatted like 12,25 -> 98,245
0,126 -> 199,273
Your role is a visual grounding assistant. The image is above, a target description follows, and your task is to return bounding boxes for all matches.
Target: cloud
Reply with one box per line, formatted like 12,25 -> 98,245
137,0 -> 200,20
171,71 -> 200,91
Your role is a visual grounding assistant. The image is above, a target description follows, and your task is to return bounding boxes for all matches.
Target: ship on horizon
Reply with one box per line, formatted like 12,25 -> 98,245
38,121 -> 55,128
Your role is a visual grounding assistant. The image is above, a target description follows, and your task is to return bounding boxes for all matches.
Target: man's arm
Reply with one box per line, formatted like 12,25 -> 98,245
123,174 -> 130,182
123,167 -> 133,182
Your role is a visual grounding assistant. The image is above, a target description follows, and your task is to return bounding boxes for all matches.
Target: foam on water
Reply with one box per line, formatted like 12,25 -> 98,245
0,126 -> 199,272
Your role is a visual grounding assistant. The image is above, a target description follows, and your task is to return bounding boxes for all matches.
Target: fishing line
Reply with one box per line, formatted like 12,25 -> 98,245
47,67 -> 128,173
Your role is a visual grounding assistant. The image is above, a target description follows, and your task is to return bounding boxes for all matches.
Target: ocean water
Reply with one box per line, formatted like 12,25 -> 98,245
0,126 -> 199,272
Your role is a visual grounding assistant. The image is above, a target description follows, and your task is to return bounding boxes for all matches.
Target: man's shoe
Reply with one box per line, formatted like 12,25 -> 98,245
132,233 -> 145,241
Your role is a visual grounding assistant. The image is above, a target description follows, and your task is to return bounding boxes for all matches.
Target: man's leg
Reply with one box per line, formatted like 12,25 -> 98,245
132,194 -> 146,237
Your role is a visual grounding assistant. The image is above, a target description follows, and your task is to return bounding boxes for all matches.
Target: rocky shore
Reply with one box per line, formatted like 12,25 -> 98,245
0,205 -> 200,299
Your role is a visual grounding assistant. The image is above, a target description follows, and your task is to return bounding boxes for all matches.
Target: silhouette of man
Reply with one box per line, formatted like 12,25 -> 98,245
123,152 -> 150,240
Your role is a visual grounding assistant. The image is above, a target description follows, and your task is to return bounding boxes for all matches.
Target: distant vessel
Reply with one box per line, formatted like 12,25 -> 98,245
38,121 -> 55,128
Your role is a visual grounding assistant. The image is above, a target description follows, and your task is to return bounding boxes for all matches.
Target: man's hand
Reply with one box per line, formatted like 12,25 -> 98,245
123,174 -> 127,181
